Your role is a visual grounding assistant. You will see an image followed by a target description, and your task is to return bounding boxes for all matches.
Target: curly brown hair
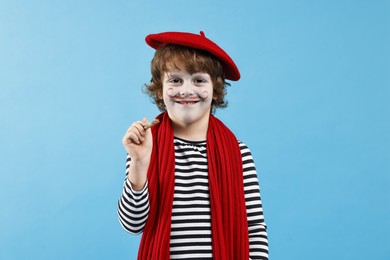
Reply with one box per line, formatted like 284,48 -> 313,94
143,44 -> 230,114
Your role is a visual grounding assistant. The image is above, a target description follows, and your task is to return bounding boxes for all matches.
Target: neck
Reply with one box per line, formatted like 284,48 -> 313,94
171,116 -> 210,142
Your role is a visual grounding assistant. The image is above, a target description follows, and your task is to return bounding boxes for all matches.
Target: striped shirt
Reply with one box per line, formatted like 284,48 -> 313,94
118,137 -> 269,259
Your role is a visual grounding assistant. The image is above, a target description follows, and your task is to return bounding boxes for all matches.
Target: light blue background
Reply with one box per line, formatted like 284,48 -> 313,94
1,0 -> 389,259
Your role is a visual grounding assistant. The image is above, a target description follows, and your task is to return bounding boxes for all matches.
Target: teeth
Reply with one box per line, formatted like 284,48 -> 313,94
179,101 -> 197,104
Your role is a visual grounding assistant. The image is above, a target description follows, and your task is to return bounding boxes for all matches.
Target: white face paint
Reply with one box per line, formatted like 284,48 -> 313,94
162,69 -> 213,127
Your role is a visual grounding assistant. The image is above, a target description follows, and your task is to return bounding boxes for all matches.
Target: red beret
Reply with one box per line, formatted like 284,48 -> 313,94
145,31 -> 240,81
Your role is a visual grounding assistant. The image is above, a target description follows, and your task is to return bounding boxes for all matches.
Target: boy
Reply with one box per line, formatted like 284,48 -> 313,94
118,31 -> 268,259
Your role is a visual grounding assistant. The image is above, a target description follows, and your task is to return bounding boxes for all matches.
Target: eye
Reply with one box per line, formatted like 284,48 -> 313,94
194,78 -> 207,85
168,78 -> 182,85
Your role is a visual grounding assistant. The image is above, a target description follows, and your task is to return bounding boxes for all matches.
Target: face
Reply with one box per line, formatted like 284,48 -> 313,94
162,68 -> 214,127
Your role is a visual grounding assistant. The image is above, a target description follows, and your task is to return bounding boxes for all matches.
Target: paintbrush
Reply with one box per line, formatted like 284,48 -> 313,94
143,118 -> 160,130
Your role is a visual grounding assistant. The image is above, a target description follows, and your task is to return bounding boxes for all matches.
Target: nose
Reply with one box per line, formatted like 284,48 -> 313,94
179,81 -> 194,97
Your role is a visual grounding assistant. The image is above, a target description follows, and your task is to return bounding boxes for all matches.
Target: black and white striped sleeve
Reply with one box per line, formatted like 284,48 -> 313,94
240,142 -> 269,260
117,155 -> 150,234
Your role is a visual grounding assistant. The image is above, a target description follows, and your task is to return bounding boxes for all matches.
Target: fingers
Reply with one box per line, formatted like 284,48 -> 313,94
128,121 -> 146,136
126,131 -> 143,145
123,119 -> 149,145
143,118 -> 160,130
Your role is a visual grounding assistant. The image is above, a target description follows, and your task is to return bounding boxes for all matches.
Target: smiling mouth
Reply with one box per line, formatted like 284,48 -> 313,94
175,100 -> 200,105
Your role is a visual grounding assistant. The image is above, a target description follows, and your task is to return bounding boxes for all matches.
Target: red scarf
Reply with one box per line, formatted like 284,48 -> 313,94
138,112 -> 249,259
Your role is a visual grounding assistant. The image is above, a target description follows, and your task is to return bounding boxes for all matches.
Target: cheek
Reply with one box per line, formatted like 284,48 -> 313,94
166,87 -> 179,98
200,90 -> 209,99
162,88 -> 175,107
193,88 -> 212,100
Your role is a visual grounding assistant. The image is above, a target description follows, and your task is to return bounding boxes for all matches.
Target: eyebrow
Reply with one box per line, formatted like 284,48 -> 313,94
164,73 -> 182,81
192,72 -> 209,77
166,73 -> 182,77
165,71 -> 210,79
